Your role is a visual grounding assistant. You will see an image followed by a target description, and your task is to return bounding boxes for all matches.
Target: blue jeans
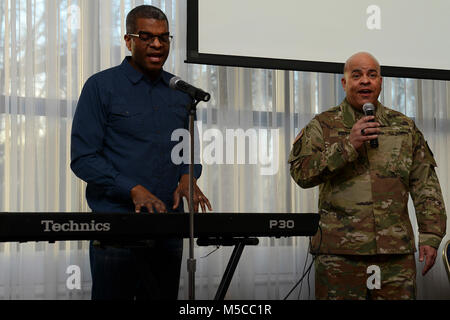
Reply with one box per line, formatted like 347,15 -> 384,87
89,239 -> 183,300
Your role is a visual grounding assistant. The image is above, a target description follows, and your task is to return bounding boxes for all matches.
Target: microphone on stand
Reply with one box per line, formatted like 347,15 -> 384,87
362,103 -> 378,148
169,76 -> 211,102
169,76 -> 211,300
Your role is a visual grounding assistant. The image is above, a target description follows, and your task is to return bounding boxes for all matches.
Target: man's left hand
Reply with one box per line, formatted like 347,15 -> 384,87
173,174 -> 212,213
419,245 -> 437,276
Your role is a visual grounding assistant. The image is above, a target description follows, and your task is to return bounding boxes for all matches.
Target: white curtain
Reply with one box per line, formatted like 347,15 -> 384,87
0,0 -> 449,300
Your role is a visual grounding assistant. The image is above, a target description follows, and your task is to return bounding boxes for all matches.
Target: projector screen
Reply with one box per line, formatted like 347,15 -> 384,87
186,0 -> 450,80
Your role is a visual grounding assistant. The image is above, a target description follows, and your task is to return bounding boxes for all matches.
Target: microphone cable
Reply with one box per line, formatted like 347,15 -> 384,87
200,245 -> 221,258
283,225 -> 322,300
299,236 -> 315,300
297,240 -> 311,299
303,226 -> 323,299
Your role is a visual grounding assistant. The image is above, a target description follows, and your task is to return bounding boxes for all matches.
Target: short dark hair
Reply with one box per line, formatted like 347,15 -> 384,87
126,5 -> 168,34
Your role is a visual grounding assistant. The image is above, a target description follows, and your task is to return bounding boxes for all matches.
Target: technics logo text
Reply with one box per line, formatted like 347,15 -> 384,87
41,220 -> 111,232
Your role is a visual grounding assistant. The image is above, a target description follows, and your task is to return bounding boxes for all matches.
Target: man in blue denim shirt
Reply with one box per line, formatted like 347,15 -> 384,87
70,5 -> 211,300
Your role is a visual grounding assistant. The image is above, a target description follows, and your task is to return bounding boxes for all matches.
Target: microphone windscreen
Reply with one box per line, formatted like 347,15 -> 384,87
363,103 -> 375,115
169,76 -> 181,89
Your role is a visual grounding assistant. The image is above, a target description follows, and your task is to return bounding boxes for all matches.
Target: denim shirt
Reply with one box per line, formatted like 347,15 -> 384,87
71,57 -> 202,212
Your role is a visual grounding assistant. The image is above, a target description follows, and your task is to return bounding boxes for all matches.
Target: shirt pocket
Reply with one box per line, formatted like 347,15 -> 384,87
168,103 -> 188,122
369,128 -> 412,185
157,104 -> 189,138
108,105 -> 145,137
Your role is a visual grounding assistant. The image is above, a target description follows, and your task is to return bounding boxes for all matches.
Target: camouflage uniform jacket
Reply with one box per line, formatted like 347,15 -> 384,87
289,99 -> 446,255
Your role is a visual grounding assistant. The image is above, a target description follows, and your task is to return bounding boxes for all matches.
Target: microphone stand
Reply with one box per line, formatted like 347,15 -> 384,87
186,98 -> 200,300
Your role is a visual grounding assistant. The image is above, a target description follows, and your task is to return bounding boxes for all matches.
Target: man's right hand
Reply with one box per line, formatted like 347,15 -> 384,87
349,116 -> 381,150
130,185 -> 167,213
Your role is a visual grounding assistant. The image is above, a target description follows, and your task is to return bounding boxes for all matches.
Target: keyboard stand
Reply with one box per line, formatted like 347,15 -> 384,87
197,237 -> 259,300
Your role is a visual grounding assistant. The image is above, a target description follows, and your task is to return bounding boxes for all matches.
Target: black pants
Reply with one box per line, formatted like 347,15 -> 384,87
89,239 -> 183,300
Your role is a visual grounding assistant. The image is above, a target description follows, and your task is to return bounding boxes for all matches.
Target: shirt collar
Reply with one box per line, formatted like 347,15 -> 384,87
121,56 -> 171,86
121,57 -> 144,84
160,70 -> 172,86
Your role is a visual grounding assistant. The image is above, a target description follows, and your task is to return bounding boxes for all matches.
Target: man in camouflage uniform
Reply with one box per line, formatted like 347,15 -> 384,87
289,52 -> 447,299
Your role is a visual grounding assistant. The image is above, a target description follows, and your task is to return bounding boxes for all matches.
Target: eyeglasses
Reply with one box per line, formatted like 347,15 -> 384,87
127,31 -> 173,44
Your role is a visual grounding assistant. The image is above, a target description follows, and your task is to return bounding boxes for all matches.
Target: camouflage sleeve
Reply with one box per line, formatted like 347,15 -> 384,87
409,125 -> 447,249
288,117 -> 359,188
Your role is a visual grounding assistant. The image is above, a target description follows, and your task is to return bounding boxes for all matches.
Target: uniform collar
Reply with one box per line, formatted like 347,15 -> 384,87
340,98 -> 389,128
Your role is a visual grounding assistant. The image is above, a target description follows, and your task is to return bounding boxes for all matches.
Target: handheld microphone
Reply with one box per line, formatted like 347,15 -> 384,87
169,77 -> 211,102
362,103 -> 378,148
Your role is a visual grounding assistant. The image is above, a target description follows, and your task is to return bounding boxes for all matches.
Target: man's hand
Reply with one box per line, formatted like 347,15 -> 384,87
419,245 -> 437,276
349,116 -> 380,150
130,185 -> 167,213
173,174 -> 212,213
